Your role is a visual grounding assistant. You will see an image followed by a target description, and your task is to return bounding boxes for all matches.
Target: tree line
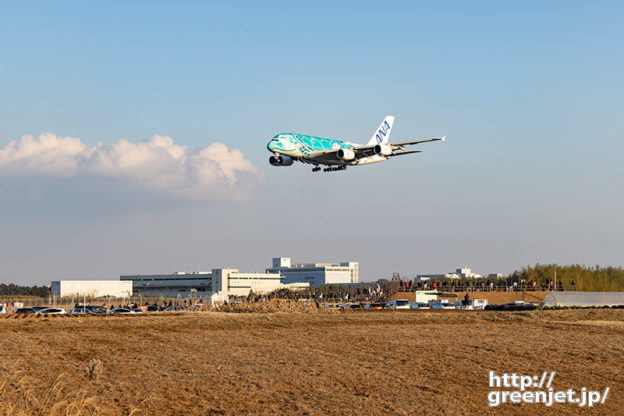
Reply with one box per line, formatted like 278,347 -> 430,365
0,283 -> 50,297
509,264 -> 624,292
409,264 -> 624,292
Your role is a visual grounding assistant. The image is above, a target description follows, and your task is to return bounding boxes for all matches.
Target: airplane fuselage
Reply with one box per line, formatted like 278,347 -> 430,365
267,133 -> 386,166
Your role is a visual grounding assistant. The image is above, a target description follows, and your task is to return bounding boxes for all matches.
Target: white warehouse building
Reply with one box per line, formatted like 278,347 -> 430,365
266,258 -> 359,287
50,280 -> 133,298
121,267 -> 310,297
212,268 -> 309,296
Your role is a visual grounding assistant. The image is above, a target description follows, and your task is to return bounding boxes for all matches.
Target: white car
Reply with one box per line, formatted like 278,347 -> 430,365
0,305 -> 6,314
35,308 -> 67,314
384,299 -> 410,309
455,299 -> 488,310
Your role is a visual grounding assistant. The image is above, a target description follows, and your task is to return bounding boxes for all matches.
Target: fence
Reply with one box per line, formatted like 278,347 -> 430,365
397,284 -> 577,293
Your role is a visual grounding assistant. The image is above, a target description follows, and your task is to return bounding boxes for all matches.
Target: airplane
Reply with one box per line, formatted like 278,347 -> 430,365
267,115 -> 445,172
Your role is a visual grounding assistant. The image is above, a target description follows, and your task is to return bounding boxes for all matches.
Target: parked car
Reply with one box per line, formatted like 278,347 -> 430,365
31,306 -> 48,313
0,305 -> 6,314
131,308 -> 144,314
409,302 -> 429,309
146,305 -> 160,312
363,302 -> 385,310
15,308 -> 36,314
71,305 -> 108,314
455,299 -> 488,310
35,308 -> 67,314
385,299 -> 410,309
107,308 -> 134,314
498,301 -> 537,311
430,301 -> 455,310
163,305 -> 186,312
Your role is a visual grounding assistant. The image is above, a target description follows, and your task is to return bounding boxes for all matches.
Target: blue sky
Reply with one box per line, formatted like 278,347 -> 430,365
1,1 -> 623,284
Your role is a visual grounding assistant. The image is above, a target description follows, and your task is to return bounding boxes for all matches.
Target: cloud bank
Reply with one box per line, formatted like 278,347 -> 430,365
0,133 -> 264,204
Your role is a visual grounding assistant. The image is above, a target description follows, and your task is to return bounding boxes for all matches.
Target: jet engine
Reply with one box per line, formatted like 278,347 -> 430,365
337,149 -> 355,161
269,155 -> 294,166
373,144 -> 393,156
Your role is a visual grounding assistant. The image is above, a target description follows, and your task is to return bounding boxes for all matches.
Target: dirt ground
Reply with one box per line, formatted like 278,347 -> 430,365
390,291 -> 547,304
0,309 -> 622,415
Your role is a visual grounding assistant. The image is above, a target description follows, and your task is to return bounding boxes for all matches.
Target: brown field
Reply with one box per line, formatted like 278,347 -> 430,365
0,309 -> 622,415
390,291 -> 547,304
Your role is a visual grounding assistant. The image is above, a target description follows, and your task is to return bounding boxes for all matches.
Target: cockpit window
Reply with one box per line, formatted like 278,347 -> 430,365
272,133 -> 292,141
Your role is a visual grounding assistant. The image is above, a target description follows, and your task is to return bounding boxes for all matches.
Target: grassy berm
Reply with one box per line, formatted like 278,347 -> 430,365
0,309 -> 622,415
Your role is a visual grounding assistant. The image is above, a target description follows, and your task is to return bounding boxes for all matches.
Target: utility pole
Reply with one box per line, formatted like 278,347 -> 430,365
554,266 -> 557,292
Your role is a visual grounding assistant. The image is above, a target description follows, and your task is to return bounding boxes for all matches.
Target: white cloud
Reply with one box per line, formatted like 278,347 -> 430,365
0,133 -> 264,201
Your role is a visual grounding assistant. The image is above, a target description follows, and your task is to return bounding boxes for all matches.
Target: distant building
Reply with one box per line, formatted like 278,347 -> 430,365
120,272 -> 212,297
121,267 -> 309,297
266,257 -> 358,287
50,280 -> 132,298
414,274 -> 445,281
415,266 -> 485,281
456,267 -> 482,278
212,268 -> 308,297
413,276 -> 431,281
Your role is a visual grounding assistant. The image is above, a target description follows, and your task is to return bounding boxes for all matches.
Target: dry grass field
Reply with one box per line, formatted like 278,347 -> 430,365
0,309 -> 622,415
390,291 -> 547,304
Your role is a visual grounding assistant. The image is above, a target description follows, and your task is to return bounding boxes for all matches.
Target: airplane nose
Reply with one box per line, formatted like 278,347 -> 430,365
267,141 -> 275,151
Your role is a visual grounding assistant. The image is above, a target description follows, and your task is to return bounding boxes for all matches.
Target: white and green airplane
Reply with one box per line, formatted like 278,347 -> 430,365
267,115 -> 445,172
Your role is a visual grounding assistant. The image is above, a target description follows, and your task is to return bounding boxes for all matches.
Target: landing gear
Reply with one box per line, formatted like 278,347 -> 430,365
312,165 -> 346,173
322,166 -> 347,172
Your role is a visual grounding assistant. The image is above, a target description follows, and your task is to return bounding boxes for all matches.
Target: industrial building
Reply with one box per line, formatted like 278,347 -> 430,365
212,268 -> 308,296
415,267 -> 486,280
120,272 -> 212,297
119,257 -> 356,296
50,280 -> 133,298
266,258 -> 359,287
121,267 -> 310,297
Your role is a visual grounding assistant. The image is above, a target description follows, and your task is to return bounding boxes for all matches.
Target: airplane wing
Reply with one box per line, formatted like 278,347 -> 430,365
390,136 -> 446,147
308,136 -> 444,162
307,146 -> 375,160
388,150 -> 423,157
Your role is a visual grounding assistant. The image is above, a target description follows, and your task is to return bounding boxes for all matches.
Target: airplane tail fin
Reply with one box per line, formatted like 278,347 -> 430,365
367,115 -> 395,145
